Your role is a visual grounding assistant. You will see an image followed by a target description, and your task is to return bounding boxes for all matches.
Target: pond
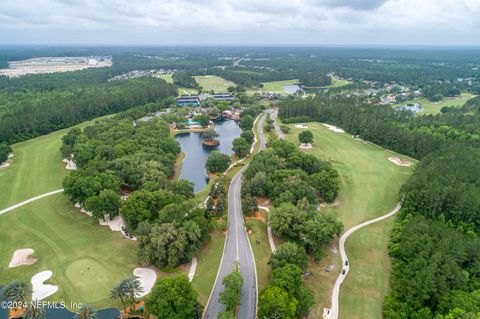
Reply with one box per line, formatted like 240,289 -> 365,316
282,84 -> 301,94
175,119 -> 242,192
0,285 -> 120,319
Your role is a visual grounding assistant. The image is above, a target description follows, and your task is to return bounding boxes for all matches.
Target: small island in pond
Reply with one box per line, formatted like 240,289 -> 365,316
202,129 -> 220,147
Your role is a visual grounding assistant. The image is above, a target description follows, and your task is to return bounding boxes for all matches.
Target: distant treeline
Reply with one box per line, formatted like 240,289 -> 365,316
0,77 -> 176,144
278,94 -> 480,160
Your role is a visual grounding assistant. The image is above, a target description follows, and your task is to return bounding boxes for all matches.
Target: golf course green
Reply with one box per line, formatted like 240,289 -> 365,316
284,122 -> 416,319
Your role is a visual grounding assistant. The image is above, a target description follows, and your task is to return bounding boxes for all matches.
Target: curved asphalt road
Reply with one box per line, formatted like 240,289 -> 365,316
329,202 -> 402,319
204,113 -> 267,319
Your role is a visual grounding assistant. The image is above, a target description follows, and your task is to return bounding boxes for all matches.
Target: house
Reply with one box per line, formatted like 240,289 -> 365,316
176,95 -> 201,107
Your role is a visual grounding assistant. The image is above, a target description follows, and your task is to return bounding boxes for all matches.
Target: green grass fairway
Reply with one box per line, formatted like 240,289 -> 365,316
153,73 -> 174,83
0,115 -> 112,209
247,217 -> 272,291
192,228 -> 225,305
0,194 -> 138,307
193,75 -> 236,92
261,79 -> 299,94
323,77 -> 352,88
392,93 -> 475,115
284,122 -> 416,319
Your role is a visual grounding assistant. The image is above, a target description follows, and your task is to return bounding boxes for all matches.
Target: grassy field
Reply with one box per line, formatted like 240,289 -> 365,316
152,73 -> 174,83
284,122 -> 416,319
193,75 -> 236,92
261,79 -> 299,94
0,115 -> 112,209
323,77 -> 352,88
247,217 -> 272,291
392,93 -> 475,115
192,227 -> 226,305
0,194 -> 138,308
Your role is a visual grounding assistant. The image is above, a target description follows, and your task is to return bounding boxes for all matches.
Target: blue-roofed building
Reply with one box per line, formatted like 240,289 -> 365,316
176,95 -> 201,107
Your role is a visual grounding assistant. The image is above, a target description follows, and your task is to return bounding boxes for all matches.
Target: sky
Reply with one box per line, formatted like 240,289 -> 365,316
0,0 -> 479,46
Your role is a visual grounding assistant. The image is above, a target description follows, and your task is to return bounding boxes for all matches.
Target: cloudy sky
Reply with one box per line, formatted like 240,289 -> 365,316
0,0 -> 479,45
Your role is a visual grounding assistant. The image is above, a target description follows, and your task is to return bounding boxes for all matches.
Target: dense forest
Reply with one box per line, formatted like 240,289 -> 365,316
62,114 -> 212,269
0,77 -> 176,144
385,146 -> 480,318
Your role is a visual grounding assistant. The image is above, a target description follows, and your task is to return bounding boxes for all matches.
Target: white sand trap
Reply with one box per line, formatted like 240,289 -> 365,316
0,162 -> 10,169
9,248 -> 37,268
323,124 -> 345,133
299,143 -> 312,149
294,124 -> 309,129
80,207 -> 93,217
133,268 -> 157,297
63,158 -> 77,170
8,153 -> 14,158
31,271 -> 58,301
388,157 -> 412,167
99,215 -> 125,231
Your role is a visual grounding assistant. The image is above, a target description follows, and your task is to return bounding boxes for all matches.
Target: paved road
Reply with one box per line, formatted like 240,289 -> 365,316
0,189 -> 65,216
269,109 -> 285,140
329,202 -> 402,319
204,113 -> 267,319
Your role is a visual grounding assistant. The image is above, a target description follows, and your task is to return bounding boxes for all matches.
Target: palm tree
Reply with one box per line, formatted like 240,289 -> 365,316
110,276 -> 144,312
75,304 -> 97,319
110,281 -> 127,311
2,280 -> 31,307
23,303 -> 46,319
123,276 -> 144,305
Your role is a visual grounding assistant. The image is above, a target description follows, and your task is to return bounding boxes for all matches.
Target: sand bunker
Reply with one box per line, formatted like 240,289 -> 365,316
0,162 -> 10,169
8,153 -> 14,158
31,271 -> 58,301
100,215 -> 137,240
388,157 -> 412,167
80,207 -> 93,217
99,215 -> 124,231
299,143 -> 312,149
294,124 -> 309,129
63,158 -> 77,170
9,248 -> 37,268
323,124 -> 345,133
133,268 -> 157,297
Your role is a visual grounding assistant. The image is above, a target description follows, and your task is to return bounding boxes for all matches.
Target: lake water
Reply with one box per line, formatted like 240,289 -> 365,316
282,84 -> 301,94
175,119 -> 242,192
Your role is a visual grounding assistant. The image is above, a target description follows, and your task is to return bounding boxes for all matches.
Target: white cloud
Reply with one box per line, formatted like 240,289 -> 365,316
0,0 -> 478,44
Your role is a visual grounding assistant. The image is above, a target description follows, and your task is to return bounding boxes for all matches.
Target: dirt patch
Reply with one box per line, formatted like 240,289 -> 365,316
9,248 -> 38,268
246,211 -> 266,223
388,156 -> 412,167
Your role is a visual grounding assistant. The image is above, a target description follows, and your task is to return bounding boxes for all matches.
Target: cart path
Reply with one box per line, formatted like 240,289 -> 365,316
0,189 -> 65,216
329,202 -> 402,319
